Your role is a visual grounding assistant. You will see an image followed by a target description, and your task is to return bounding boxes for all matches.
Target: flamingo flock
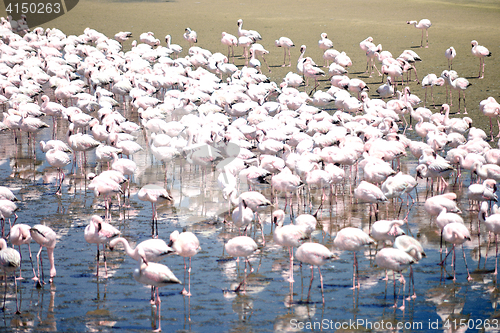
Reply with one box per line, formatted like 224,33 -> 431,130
0,13 -> 497,331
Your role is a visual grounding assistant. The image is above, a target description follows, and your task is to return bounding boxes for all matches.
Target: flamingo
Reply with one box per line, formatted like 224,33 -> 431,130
30,224 -> 57,285
0,186 -> 18,202
109,237 -> 174,263
231,199 -> 254,234
133,250 -> 181,332
221,32 -> 238,62
295,242 -> 336,303
168,230 -> 200,296
370,220 -> 405,248
393,235 -> 425,299
375,248 -> 416,310
445,46 -> 456,69
406,19 -> 431,48
272,209 -> 307,283
480,97 -> 500,139
0,200 -> 18,237
84,215 -> 120,278
0,238 -> 20,313
275,37 -> 295,67
376,77 -> 394,99
333,227 -> 375,289
302,57 -> 325,94
354,181 -> 388,222
114,31 -> 132,44
296,44 -> 309,75
471,40 -> 491,79
440,222 -> 472,281
183,27 -> 197,47
236,19 -> 261,40
137,184 -> 173,237
481,204 -> 500,275
224,236 -> 258,293
421,73 -> 444,108
9,223 -> 36,280
45,148 -> 71,195
165,34 -> 182,58
441,70 -> 471,114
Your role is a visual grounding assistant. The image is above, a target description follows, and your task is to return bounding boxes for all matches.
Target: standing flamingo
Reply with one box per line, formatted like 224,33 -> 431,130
134,250 -> 181,332
224,236 -> 258,293
272,209 -> 307,283
375,247 -> 416,310
45,148 -> 71,195
183,27 -> 197,47
30,224 -> 57,285
354,181 -> 388,222
471,40 -> 491,79
393,235 -> 425,299
482,205 -> 500,275
333,227 -> 375,289
168,230 -> 200,296
9,224 -> 35,280
221,32 -> 238,62
445,46 -> 456,69
440,222 -> 472,281
421,73 -> 444,108
275,37 -> 295,67
295,242 -> 336,303
138,184 -> 172,237
406,19 -> 431,48
0,238 -> 20,313
84,215 -> 120,278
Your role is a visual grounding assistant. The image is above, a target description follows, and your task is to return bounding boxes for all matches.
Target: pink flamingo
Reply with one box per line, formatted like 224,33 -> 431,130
221,32 -> 238,62
440,222 -> 472,281
272,209 -> 307,283
109,237 -> 174,263
183,27 -> 197,47
482,205 -> 500,275
354,181 -> 388,222
0,238 -> 20,313
421,73 -> 444,108
45,148 -> 71,195
225,235 -> 258,293
30,224 -> 57,285
138,184 -> 173,237
275,37 -> 295,67
295,242 -> 336,303
84,215 -> 120,278
375,247 -> 416,310
393,235 -> 425,299
471,40 -> 491,78
134,250 -> 181,332
168,230 -> 200,296
445,46 -> 456,69
333,227 -> 375,289
480,97 -> 500,139
9,224 -> 35,280
407,19 -> 431,48
441,71 -> 471,114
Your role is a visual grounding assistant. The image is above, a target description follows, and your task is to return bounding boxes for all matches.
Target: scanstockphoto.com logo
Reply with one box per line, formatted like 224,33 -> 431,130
3,0 -> 79,28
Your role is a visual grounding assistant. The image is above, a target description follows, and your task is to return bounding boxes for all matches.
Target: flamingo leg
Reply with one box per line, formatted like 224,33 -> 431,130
14,275 -> 19,314
306,265 -> 314,303
102,244 -> 108,278
462,244 -> 472,281
288,247 -> 294,283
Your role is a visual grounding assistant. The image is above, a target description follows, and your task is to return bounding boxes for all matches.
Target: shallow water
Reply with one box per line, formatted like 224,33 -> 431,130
0,0 -> 500,332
